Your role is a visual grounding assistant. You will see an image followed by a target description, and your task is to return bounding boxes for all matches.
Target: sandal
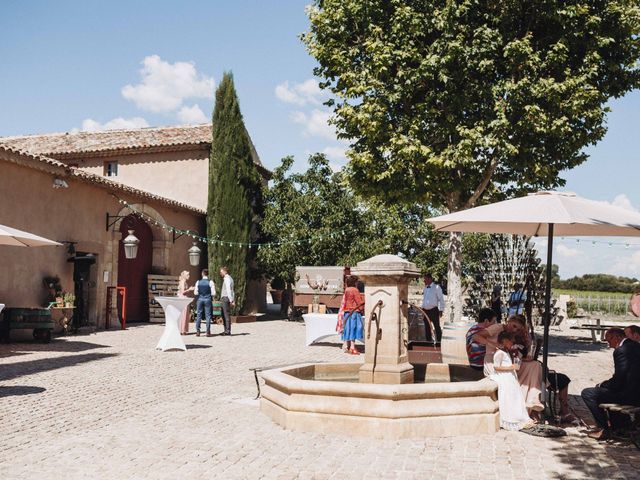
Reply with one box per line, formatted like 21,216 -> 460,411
349,349 -> 360,355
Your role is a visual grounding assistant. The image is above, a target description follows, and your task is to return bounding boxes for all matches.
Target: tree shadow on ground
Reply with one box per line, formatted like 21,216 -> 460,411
547,431 -> 638,479
0,352 -> 117,382
0,385 -> 46,398
546,333 -> 609,358
0,339 -> 110,357
544,393 -> 640,479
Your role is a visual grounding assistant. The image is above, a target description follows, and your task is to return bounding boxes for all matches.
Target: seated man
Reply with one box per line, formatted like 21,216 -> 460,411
581,328 -> 640,440
624,324 -> 640,342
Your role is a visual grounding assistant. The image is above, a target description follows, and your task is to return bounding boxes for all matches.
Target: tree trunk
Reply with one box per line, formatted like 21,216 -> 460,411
446,231 -> 463,324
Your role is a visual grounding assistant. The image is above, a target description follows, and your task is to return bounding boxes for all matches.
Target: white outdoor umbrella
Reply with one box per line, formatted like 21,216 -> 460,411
0,224 -> 62,247
427,191 -> 640,397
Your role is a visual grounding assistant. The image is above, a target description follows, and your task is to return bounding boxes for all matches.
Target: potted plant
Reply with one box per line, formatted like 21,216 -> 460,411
43,275 -> 63,305
63,292 -> 75,308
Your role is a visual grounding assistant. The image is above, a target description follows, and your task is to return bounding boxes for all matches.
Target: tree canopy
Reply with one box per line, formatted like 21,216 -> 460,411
258,153 -> 489,286
303,0 -> 640,321
554,273 -> 640,293
303,0 -> 640,210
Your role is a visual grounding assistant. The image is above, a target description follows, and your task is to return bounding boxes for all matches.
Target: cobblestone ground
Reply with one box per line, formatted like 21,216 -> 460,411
1,320 -> 639,480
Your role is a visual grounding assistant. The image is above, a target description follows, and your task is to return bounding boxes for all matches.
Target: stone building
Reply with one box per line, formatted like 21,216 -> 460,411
0,124 -> 268,328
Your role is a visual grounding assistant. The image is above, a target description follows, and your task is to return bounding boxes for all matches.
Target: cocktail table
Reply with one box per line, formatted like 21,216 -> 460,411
154,296 -> 193,351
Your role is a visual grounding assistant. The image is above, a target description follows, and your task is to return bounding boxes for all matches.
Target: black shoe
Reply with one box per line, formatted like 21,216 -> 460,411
221,332 -> 231,336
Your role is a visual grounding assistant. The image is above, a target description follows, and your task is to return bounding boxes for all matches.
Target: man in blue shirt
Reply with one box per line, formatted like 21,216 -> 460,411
194,268 -> 216,337
420,273 -> 445,342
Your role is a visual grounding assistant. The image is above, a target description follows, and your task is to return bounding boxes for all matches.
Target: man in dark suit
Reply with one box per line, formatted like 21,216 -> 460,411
581,328 -> 640,440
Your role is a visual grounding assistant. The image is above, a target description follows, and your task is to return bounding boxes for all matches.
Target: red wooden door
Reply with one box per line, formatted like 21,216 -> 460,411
117,215 -> 153,323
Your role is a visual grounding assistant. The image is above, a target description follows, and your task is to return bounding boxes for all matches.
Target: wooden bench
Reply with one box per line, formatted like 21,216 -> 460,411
599,403 -> 640,448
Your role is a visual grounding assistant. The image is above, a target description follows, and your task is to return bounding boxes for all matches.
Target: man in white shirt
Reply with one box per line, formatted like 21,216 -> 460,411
219,266 -> 235,336
194,269 -> 216,337
420,273 -> 445,343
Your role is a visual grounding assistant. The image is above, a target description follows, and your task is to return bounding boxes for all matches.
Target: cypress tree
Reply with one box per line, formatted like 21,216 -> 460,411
207,72 -> 262,314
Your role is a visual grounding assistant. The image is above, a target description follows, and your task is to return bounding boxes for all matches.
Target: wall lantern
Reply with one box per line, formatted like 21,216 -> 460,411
188,242 -> 201,266
123,230 -> 140,259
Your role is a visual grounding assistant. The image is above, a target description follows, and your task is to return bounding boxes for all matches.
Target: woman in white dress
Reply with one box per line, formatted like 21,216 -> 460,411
490,331 -> 532,431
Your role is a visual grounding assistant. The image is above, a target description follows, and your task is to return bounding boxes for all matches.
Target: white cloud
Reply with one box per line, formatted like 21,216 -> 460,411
275,79 -> 324,106
556,244 -> 581,258
78,117 -> 149,132
121,55 -> 214,113
290,109 -> 336,140
177,104 -> 208,124
611,194 -> 639,212
322,145 -> 347,161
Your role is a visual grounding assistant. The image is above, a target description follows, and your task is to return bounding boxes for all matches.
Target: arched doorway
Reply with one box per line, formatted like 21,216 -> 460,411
117,215 -> 153,323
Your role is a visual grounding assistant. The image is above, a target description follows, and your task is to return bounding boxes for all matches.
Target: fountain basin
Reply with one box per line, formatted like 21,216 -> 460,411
261,363 -> 499,439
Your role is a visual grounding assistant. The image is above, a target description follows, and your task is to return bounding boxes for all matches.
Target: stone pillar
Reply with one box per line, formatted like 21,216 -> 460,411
352,254 -> 420,384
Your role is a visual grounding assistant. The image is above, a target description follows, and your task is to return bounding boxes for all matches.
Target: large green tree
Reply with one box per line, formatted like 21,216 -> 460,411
259,153 -> 490,293
208,72 -> 263,314
303,0 -> 640,321
258,153 -> 366,287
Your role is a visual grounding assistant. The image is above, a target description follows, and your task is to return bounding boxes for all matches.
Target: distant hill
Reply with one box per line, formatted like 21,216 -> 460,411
553,273 -> 639,293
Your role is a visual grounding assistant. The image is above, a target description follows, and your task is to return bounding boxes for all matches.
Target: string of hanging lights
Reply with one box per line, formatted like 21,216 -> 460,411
114,196 -> 340,248
114,196 -> 640,250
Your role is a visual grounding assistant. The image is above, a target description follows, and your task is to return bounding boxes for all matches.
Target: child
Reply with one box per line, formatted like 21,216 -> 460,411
490,331 -> 532,431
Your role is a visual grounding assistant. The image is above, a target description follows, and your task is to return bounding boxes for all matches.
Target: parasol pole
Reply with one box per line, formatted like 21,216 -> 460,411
541,223 -> 554,406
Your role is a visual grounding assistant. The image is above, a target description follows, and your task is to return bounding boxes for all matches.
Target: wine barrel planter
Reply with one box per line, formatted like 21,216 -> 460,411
3,308 -> 54,343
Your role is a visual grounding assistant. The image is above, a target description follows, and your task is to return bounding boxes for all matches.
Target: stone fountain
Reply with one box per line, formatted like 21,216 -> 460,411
260,254 -> 499,438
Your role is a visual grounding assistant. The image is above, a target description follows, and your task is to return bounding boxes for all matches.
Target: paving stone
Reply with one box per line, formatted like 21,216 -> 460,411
0,322 -> 638,479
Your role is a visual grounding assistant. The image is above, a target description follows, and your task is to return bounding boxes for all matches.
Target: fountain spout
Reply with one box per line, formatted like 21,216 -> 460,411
367,300 -> 383,341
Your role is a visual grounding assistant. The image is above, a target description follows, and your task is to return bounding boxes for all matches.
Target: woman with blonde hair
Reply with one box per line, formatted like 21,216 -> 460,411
178,270 -> 195,335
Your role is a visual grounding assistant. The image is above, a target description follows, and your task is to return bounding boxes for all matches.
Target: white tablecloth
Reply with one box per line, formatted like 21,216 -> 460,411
302,313 -> 339,346
154,296 -> 193,351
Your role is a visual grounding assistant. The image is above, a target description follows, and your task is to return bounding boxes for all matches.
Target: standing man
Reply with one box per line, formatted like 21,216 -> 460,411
195,269 -> 216,337
581,328 -> 640,440
421,273 -> 445,343
219,266 -> 234,336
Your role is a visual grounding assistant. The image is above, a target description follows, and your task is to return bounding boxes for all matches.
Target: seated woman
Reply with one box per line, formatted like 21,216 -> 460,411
473,314 -> 574,422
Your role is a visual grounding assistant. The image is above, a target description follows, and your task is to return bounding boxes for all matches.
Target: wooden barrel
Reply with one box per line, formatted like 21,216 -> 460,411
440,322 -> 473,366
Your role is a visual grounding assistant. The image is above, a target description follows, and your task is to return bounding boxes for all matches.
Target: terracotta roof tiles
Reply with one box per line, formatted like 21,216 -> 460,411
0,124 -> 212,156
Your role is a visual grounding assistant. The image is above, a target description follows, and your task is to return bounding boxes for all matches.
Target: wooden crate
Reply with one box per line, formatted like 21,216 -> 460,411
148,274 -> 179,323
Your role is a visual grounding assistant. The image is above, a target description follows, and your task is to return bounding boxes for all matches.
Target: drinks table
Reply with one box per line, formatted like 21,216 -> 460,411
302,313 -> 339,346
154,296 -> 193,351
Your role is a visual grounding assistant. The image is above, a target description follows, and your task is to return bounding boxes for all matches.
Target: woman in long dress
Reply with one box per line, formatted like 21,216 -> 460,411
490,331 -> 532,430
508,315 -> 545,414
177,271 -> 194,335
341,275 -> 364,355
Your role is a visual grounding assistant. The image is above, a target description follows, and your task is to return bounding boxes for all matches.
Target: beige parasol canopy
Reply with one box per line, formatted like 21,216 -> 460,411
427,190 -> 640,410
0,224 -> 62,247
428,191 -> 640,237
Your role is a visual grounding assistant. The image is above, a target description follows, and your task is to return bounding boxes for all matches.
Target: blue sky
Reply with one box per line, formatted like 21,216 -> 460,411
1,0 -> 639,279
